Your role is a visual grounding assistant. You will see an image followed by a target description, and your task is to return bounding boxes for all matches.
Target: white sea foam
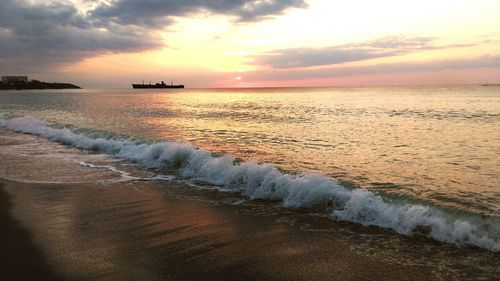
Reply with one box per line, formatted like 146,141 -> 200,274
78,161 -> 177,182
79,161 -> 141,181
1,115 -> 499,252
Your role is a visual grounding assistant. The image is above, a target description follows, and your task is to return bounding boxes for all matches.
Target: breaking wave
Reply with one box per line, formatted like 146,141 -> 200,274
1,115 -> 499,252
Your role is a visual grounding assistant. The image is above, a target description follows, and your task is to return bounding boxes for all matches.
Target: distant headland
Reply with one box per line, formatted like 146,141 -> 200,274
0,76 -> 81,90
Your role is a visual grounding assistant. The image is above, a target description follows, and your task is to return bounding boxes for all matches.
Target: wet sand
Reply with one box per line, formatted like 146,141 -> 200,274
0,128 -> 498,281
1,180 -> 436,281
0,183 -> 66,281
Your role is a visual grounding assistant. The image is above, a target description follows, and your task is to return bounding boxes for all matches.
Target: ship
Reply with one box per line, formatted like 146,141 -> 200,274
132,81 -> 184,89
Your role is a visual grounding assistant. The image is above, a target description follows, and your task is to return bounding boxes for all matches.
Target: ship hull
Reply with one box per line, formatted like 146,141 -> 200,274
132,84 -> 184,89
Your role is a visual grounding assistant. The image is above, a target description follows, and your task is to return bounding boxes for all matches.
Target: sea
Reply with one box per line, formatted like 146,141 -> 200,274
0,85 -> 499,253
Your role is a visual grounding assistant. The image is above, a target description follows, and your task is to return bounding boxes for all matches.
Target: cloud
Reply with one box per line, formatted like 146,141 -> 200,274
253,35 -> 476,69
0,0 -> 161,72
90,0 -> 307,26
242,55 -> 500,81
0,0 -> 306,73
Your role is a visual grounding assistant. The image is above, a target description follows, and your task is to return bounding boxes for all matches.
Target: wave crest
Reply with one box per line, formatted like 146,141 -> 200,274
1,115 -> 499,252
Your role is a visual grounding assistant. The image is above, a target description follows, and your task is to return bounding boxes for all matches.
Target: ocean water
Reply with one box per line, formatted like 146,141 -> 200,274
0,85 -> 499,251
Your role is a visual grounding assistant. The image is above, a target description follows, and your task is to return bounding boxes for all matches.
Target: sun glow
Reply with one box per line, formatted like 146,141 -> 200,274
59,0 -> 500,87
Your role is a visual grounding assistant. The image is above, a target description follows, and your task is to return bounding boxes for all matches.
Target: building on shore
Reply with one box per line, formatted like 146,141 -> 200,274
1,76 -> 29,83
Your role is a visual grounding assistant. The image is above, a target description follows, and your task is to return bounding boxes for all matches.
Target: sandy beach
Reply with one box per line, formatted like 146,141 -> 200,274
0,128 -> 498,280
0,183 -> 66,281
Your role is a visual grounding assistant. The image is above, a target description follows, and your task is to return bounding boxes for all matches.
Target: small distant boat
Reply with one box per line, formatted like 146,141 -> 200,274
132,81 -> 184,89
481,83 -> 500,87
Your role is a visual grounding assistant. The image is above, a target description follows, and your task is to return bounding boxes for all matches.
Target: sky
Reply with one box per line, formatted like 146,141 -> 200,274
1,0 -> 500,88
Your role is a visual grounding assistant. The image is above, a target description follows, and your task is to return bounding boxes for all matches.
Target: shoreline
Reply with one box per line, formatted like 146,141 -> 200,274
0,128 -> 499,280
0,81 -> 80,90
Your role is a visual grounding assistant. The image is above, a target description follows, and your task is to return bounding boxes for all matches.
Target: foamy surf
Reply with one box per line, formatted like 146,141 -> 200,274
79,161 -> 177,182
1,115 -> 499,252
78,161 -> 142,182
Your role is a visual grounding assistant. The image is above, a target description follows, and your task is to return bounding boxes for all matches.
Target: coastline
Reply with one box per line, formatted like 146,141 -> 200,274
0,81 -> 80,90
0,128 -> 498,280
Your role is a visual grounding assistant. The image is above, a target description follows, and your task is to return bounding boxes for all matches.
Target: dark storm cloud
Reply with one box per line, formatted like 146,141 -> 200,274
253,36 -> 476,69
90,0 -> 307,26
0,0 -> 306,73
0,0 -> 160,72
